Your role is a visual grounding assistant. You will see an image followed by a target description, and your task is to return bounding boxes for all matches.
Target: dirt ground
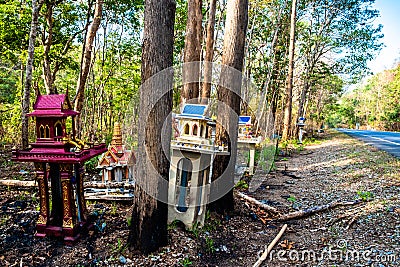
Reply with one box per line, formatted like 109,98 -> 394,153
0,130 -> 399,266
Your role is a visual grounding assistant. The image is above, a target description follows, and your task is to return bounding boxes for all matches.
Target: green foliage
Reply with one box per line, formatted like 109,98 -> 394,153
203,211 -> 221,232
256,142 -> 277,172
234,180 -> 249,190
357,191 -> 374,202
111,238 -> 128,254
110,201 -> 117,216
167,220 -> 178,230
173,0 -> 188,64
189,221 -> 201,239
84,155 -> 100,173
126,216 -> 132,227
179,257 -> 193,267
328,64 -> 400,130
287,195 -> 296,203
205,236 -> 216,254
0,0 -> 31,62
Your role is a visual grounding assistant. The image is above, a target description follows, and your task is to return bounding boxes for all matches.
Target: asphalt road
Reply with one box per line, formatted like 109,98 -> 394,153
338,129 -> 400,158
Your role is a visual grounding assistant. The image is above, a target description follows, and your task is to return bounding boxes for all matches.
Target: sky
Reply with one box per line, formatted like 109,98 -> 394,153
368,0 -> 400,73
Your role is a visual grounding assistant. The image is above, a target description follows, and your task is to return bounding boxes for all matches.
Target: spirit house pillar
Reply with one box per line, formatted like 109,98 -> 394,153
35,162 -> 49,236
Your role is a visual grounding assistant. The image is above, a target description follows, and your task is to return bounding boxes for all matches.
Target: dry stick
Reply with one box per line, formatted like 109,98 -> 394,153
236,191 -> 280,214
236,191 -> 362,221
253,224 -> 288,267
0,180 -> 135,189
0,180 -> 36,187
328,204 -> 366,226
277,200 -> 361,221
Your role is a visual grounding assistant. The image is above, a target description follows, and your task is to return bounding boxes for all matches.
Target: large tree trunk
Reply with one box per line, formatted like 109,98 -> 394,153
201,0 -> 217,104
74,0 -> 103,113
281,0 -> 297,141
209,0 -> 248,214
22,0 -> 45,150
181,0 -> 202,106
128,0 -> 176,254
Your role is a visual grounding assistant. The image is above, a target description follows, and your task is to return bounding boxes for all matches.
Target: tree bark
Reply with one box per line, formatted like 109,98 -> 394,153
74,0 -> 103,113
201,0 -> 217,104
209,0 -> 248,214
42,1 -> 56,94
281,0 -> 297,141
181,0 -> 202,106
128,0 -> 176,254
22,0 -> 45,150
297,79 -> 309,119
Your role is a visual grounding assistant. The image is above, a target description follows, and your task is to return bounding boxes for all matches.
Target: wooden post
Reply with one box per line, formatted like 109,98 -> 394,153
34,162 -> 49,237
60,164 -> 77,242
75,164 -> 87,222
249,143 -> 255,175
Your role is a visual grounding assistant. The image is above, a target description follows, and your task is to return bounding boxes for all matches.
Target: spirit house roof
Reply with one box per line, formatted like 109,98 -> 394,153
238,116 -> 252,125
176,104 -> 210,120
27,94 -> 79,117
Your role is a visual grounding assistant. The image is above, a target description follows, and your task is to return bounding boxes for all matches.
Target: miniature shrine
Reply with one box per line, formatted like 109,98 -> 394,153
237,116 -> 262,175
85,122 -> 136,201
97,122 -> 136,183
12,93 -> 107,244
168,104 -> 228,228
297,117 -> 307,144
238,116 -> 253,139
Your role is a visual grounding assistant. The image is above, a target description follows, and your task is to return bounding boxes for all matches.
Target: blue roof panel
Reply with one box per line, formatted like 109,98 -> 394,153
239,116 -> 252,125
182,104 -> 207,116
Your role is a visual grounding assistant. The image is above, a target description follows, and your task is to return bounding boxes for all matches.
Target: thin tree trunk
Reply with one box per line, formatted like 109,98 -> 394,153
181,0 -> 202,106
254,2 -> 286,135
74,0 -> 103,113
42,2 -> 56,94
281,0 -> 297,141
210,0 -> 248,214
128,0 -> 176,254
201,0 -> 217,104
22,0 -> 44,150
298,79 -> 309,119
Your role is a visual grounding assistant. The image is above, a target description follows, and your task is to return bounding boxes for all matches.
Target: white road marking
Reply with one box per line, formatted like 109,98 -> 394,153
361,134 -> 400,146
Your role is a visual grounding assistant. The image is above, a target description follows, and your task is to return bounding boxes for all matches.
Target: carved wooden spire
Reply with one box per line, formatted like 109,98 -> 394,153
111,122 -> 123,146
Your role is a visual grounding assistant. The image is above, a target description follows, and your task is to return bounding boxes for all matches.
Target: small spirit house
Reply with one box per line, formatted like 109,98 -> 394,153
237,116 -> 262,175
12,94 -> 107,243
238,116 -> 253,139
168,104 -> 228,228
97,122 -> 136,183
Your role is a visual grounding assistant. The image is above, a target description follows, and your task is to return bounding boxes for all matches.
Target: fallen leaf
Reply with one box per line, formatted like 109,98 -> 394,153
280,239 -> 295,250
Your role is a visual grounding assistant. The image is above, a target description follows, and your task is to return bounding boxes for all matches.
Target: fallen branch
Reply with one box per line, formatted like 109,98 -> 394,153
277,200 -> 361,221
84,182 -> 135,189
0,180 -> 35,187
236,191 -> 280,214
0,180 -> 135,189
253,224 -> 288,267
346,215 -> 359,230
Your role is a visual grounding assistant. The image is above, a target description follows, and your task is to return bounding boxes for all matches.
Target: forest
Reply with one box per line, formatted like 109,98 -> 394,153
327,63 -> 400,131
0,0 -> 390,146
1,0 -> 399,266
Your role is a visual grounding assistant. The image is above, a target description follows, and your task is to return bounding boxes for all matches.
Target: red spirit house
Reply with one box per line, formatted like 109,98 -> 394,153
12,94 -> 107,243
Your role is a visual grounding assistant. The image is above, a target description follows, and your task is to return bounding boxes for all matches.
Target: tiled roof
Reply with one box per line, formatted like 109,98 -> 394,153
34,94 -> 66,109
28,94 -> 79,117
